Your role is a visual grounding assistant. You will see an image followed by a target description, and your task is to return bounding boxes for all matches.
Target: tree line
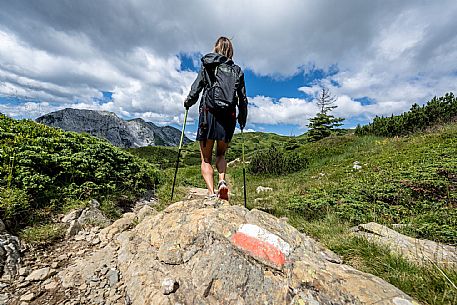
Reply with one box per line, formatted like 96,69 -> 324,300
355,92 -> 457,137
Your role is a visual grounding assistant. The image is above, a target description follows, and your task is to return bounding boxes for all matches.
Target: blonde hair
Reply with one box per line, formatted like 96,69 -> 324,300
214,36 -> 233,59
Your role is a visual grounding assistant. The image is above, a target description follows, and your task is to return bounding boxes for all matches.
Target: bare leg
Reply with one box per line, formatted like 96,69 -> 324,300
216,140 -> 228,183
200,140 -> 215,195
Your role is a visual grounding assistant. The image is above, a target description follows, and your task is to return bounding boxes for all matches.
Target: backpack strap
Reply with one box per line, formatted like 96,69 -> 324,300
202,66 -> 211,88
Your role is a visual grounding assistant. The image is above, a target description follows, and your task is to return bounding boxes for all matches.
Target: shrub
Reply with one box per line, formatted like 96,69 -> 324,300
0,187 -> 29,223
355,92 -> 457,137
0,114 -> 160,229
248,146 -> 308,175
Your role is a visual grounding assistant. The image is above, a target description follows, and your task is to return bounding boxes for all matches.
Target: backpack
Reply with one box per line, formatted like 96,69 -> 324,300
203,63 -> 238,113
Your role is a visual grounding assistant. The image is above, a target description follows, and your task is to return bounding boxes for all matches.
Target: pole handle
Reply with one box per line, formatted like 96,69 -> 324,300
178,109 -> 189,150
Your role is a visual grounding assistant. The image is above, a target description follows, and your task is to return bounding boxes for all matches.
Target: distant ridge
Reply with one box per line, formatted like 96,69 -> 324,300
36,108 -> 192,148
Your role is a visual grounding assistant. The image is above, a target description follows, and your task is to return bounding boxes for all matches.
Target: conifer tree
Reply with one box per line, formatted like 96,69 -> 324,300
307,88 -> 345,142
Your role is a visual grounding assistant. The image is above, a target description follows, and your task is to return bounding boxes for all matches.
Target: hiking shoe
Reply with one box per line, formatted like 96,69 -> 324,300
205,193 -> 217,200
218,180 -> 229,200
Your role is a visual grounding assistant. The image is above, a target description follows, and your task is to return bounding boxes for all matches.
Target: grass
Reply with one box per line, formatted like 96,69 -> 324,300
19,223 -> 66,247
290,214 -> 457,305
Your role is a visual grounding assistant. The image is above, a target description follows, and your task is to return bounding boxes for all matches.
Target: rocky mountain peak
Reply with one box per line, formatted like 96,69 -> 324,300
36,108 -> 192,148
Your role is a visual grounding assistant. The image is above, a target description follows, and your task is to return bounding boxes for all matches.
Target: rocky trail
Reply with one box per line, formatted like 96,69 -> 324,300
0,188 -> 433,304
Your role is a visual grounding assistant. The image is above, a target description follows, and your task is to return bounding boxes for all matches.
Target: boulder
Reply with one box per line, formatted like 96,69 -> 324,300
0,233 -> 22,280
77,207 -> 111,228
353,222 -> 457,268
114,199 -> 417,304
56,198 -> 418,304
61,209 -> 83,223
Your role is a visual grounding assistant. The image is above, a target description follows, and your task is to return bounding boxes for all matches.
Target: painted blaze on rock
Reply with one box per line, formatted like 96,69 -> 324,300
231,224 -> 291,269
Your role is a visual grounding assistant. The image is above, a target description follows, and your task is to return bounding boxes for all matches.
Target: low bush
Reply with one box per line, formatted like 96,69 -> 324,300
248,146 -> 309,175
0,114 -> 160,230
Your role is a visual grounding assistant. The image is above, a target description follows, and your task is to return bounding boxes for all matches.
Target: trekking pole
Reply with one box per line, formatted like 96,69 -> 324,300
241,129 -> 247,208
171,108 -> 188,201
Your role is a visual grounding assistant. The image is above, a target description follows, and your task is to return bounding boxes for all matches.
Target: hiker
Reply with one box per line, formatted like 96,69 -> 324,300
184,36 -> 248,200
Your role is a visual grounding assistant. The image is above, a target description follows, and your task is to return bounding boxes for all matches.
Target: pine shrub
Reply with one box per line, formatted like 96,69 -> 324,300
0,114 -> 160,229
248,146 -> 308,175
355,92 -> 457,137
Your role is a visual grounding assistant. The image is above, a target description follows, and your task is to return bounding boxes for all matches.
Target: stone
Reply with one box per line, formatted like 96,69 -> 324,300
161,278 -> 179,295
58,245 -> 116,288
255,186 -> 273,194
0,220 -> 5,232
0,293 -> 8,304
106,269 -> 119,287
99,213 -> 136,243
78,207 -> 111,228
115,198 -> 417,304
353,161 -> 362,170
227,157 -> 241,167
20,292 -> 35,302
136,205 -> 156,223
186,187 -> 209,199
0,233 -> 22,280
18,266 -> 29,276
44,280 -> 59,290
65,220 -> 82,239
353,222 -> 457,267
56,254 -> 68,261
74,234 -> 86,241
17,280 -> 30,288
90,199 -> 100,209
61,209 -> 83,223
25,267 -> 55,281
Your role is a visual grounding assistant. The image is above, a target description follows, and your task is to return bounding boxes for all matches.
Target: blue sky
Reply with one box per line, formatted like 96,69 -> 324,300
1,1 -> 456,139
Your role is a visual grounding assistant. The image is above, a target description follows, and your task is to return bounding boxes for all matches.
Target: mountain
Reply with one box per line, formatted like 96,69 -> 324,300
36,108 -> 192,148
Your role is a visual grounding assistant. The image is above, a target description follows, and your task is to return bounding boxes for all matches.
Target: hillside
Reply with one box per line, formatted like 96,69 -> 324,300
157,123 -> 457,243
0,114 -> 159,231
128,131 -> 301,170
36,108 -> 192,148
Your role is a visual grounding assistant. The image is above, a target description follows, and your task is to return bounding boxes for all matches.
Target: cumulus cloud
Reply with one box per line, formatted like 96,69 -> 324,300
248,96 -> 317,127
0,0 -> 456,127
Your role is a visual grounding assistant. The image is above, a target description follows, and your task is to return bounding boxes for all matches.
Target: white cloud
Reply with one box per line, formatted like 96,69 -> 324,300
0,1 -> 456,127
248,96 -> 318,127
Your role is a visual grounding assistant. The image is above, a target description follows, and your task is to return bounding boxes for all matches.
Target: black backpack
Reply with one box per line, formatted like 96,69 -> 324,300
203,63 -> 238,113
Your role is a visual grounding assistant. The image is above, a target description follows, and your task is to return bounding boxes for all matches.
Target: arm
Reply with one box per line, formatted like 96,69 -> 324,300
184,67 -> 206,109
237,70 -> 248,129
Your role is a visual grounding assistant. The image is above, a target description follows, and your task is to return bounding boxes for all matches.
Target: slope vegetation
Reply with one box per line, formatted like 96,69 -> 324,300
0,114 -> 159,231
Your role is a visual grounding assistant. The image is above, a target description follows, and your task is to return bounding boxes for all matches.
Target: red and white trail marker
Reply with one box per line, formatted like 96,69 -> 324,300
231,224 -> 291,268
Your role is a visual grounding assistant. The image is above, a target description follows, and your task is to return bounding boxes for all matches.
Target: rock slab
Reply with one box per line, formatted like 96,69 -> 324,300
354,222 -> 457,268
55,198 -> 419,305
113,199 -> 418,304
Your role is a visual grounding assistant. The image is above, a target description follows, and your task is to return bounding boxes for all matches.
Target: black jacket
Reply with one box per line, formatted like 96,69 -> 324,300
184,53 -> 248,127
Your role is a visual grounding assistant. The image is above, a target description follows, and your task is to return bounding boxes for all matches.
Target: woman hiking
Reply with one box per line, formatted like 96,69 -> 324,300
184,36 -> 248,200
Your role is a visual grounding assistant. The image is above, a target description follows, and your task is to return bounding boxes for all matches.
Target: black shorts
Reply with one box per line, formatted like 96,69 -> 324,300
196,109 -> 236,143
